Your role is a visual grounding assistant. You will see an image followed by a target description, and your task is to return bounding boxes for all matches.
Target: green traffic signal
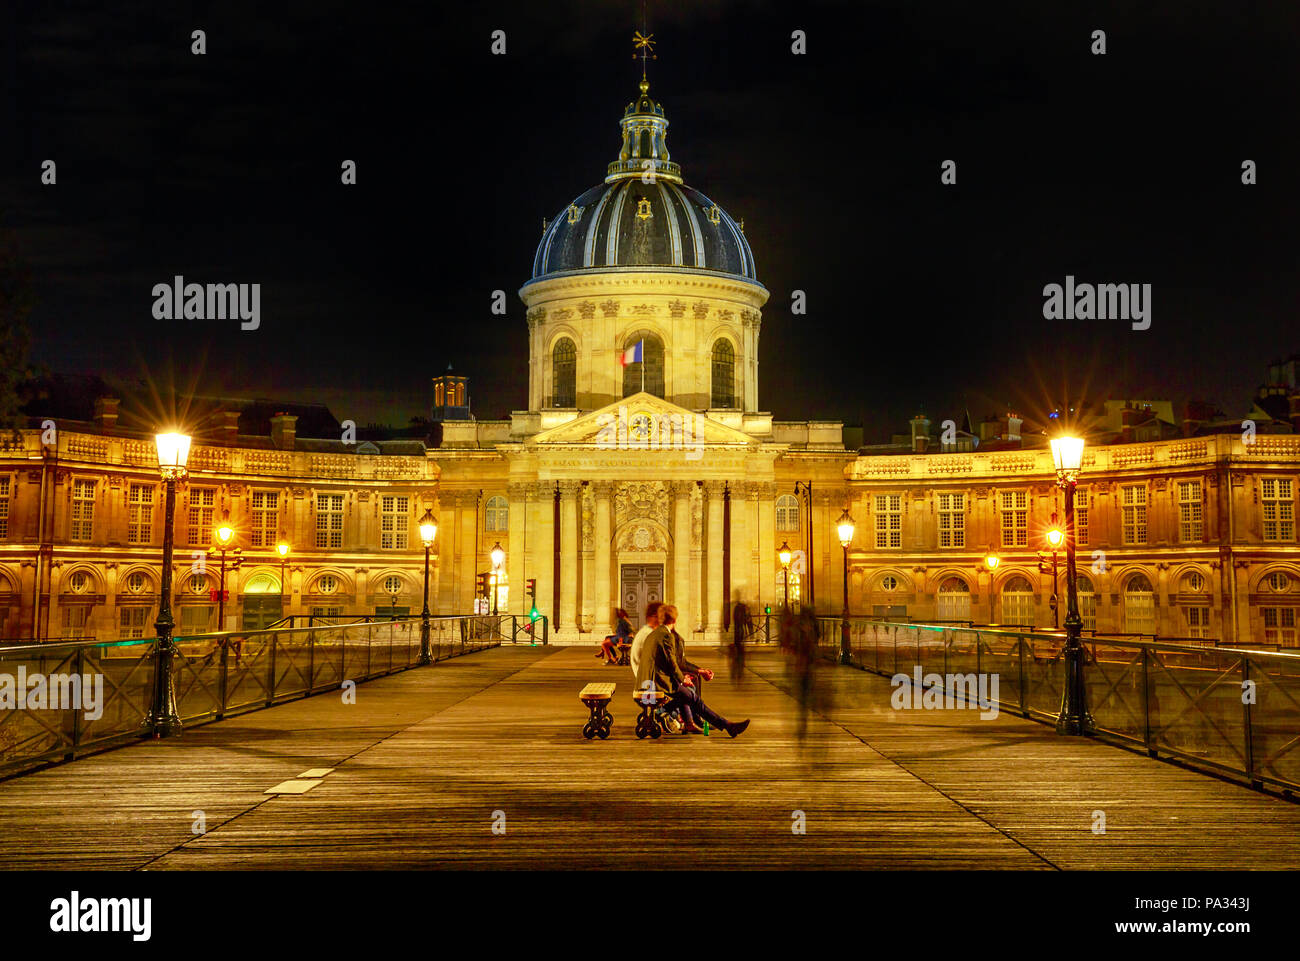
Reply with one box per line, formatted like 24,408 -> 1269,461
529,606 -> 540,622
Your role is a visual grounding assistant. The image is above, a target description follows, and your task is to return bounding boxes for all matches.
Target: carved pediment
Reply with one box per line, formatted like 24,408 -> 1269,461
527,393 -> 757,447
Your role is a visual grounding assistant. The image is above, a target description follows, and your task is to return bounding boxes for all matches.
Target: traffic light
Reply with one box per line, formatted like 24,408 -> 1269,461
525,578 -> 536,600
475,572 -> 488,597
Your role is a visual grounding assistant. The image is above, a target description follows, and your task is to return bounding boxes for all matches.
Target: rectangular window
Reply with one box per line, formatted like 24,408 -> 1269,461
119,606 -> 149,639
62,606 -> 90,640
1121,484 -> 1148,545
250,490 -> 279,547
187,487 -> 216,547
874,494 -> 902,549
71,479 -> 96,542
1000,490 -> 1028,547
1075,487 -> 1089,546
937,492 -> 965,548
311,605 -> 344,620
127,483 -> 155,545
1263,607 -> 1297,648
1177,480 -> 1203,543
381,495 -> 409,549
1262,478 -> 1295,542
0,475 -> 10,539
179,605 -> 213,635
1183,606 -> 1211,640
316,493 -> 344,548
1079,591 -> 1097,631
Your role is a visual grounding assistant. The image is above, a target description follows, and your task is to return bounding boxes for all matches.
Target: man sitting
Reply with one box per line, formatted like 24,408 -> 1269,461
628,601 -> 661,679
637,604 -> 749,738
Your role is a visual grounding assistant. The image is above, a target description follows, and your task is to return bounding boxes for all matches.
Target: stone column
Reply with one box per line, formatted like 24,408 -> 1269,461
459,491 -> 479,612
704,481 -> 726,634
506,482 -> 529,618
729,482 -> 751,613
558,480 -> 580,633
757,482 -> 777,609
592,481 -> 614,637
532,482 -> 555,628
669,481 -> 693,631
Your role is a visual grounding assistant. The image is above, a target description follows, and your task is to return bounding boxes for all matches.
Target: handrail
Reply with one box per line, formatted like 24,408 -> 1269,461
826,618 -> 1300,793
0,614 -> 504,778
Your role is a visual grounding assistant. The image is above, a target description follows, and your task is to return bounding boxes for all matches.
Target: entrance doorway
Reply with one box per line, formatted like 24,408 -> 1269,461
620,564 -> 663,629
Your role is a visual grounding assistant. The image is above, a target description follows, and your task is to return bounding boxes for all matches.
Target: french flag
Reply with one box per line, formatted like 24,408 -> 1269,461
619,340 -> 644,367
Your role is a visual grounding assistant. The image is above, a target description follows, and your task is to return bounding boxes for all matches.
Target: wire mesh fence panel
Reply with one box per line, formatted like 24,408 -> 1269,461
272,629 -> 313,699
171,643 -> 223,723
1248,653 -> 1300,789
1086,641 -> 1147,743
1022,635 -> 1065,719
223,634 -> 273,714
78,642 -> 155,748
1147,647 -> 1249,774
977,631 -> 1023,713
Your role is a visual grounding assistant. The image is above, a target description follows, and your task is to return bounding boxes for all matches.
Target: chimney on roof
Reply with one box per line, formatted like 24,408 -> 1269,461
92,396 -> 120,431
270,412 -> 298,451
1004,412 -> 1022,443
910,414 -> 931,453
217,409 -> 241,446
1120,404 -> 1139,443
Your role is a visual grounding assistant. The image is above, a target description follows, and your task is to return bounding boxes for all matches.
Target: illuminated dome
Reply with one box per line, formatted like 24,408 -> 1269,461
529,80 -> 758,283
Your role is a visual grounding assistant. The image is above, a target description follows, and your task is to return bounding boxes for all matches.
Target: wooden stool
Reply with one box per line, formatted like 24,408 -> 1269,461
632,688 -> 669,739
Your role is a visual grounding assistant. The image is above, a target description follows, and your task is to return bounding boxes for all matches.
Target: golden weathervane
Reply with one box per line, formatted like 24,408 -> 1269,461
633,30 -> 656,80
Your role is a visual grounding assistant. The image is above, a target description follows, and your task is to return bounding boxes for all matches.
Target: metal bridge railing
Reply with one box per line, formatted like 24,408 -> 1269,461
820,618 -> 1300,794
0,614 -> 517,778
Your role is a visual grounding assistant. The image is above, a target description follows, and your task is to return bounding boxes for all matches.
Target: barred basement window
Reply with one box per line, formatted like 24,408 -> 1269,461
250,491 -> 279,547
187,487 -> 216,546
71,479 -> 96,542
127,483 -> 154,544
711,339 -> 735,408
0,476 -> 10,539
1000,490 -> 1027,547
119,606 -> 149,639
316,493 -> 344,549
1077,576 -> 1097,631
1261,478 -> 1295,541
1177,480 -> 1203,542
1121,484 -> 1148,545
937,492 -> 965,548
1124,573 -> 1156,633
775,494 -> 800,532
552,338 -> 576,407
381,495 -> 409,549
1184,606 -> 1211,639
874,494 -> 902,549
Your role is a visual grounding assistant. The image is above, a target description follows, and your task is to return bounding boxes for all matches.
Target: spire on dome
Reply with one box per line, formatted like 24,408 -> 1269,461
606,30 -> 682,183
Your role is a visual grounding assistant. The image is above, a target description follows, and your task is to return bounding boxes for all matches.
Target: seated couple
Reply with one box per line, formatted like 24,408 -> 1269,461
596,608 -> 634,665
630,601 -> 750,738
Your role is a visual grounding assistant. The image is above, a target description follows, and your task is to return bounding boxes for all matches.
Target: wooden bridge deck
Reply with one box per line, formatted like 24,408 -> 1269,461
1,645 -> 1297,870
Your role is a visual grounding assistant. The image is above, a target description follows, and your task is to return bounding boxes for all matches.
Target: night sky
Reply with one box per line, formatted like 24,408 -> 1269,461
2,0 -> 1297,440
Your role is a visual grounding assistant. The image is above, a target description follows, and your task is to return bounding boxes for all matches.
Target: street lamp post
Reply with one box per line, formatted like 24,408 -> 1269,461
276,535 -> 290,624
794,481 -> 814,611
214,510 -> 234,632
836,508 -> 855,665
778,540 -> 793,611
147,431 -> 191,737
1051,434 -> 1093,735
1042,523 -> 1064,630
418,509 -> 437,664
490,542 -> 504,617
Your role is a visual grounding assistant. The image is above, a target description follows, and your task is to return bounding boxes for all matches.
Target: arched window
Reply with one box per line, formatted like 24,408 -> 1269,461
552,338 -> 576,407
775,494 -> 800,532
382,575 -> 403,595
622,330 -> 665,398
1077,575 -> 1097,631
242,573 -> 280,594
937,576 -> 971,620
1000,576 -> 1035,626
711,339 -> 735,408
1124,573 -> 1156,634
485,496 -> 508,532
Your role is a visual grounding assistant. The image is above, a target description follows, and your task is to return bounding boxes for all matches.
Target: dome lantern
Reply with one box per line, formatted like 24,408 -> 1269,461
606,79 -> 682,185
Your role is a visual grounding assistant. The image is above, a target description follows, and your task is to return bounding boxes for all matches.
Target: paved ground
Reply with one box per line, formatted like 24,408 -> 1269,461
0,644 -> 1297,869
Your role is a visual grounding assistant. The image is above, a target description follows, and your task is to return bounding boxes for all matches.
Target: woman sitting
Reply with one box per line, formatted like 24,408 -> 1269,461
597,608 -> 634,665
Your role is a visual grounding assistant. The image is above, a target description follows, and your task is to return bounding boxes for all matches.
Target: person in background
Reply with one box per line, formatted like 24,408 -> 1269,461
628,601 -> 662,679
598,608 -> 634,665
730,600 -> 753,684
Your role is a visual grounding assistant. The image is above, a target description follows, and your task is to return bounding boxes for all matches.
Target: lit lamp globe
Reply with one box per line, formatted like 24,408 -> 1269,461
276,539 -> 290,558
1045,528 -> 1064,549
418,509 -> 438,547
490,542 -> 505,568
154,432 -> 192,477
1050,435 -> 1085,484
216,510 -> 234,547
778,541 -> 793,568
836,509 -> 856,549
984,553 -> 1000,572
